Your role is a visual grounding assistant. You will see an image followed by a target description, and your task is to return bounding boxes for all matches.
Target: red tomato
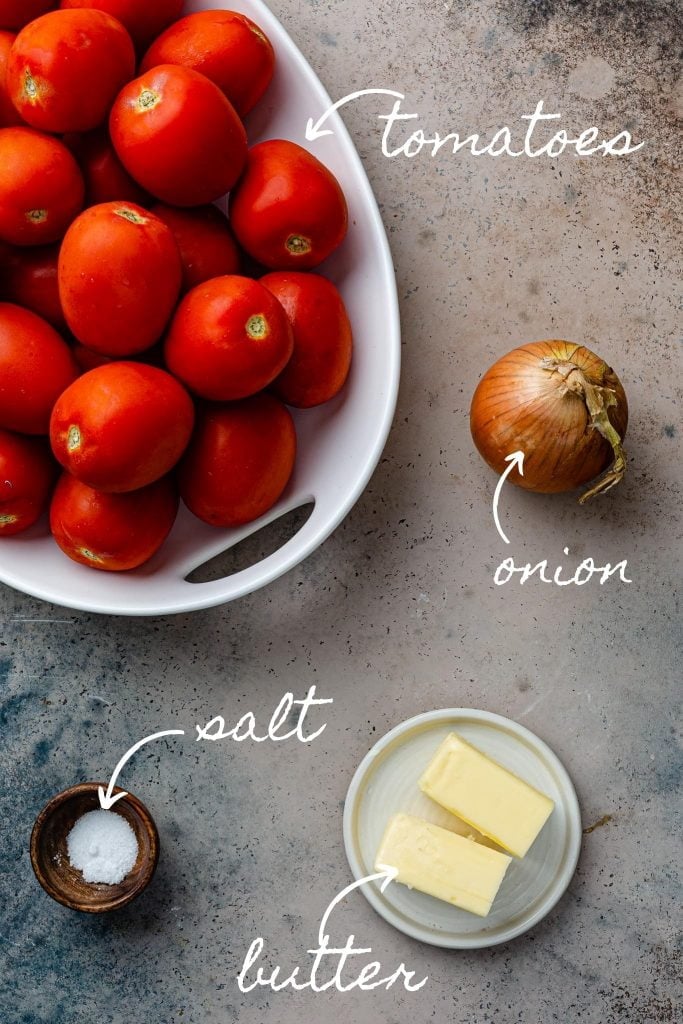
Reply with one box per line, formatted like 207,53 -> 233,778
261,272 -> 353,408
59,0 -> 183,51
50,361 -> 194,492
229,141 -> 348,270
141,10 -> 274,117
0,127 -> 84,245
58,202 -> 182,356
110,65 -> 247,207
0,303 -> 77,434
2,243 -> 64,328
50,472 -> 178,571
179,395 -> 296,528
70,344 -> 113,374
164,276 -> 294,401
151,203 -> 240,293
7,9 -> 135,133
0,31 -> 23,127
0,3 -> 56,31
65,128 -> 150,207
0,429 -> 57,534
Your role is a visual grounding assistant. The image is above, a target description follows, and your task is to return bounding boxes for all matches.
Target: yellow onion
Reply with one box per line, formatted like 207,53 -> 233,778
470,340 -> 628,503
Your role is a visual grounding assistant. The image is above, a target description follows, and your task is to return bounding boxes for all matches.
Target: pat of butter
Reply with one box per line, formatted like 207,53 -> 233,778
375,812 -> 511,917
419,733 -> 554,858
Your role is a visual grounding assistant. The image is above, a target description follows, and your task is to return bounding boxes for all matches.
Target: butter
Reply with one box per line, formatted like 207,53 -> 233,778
419,733 -> 554,858
375,812 -> 511,917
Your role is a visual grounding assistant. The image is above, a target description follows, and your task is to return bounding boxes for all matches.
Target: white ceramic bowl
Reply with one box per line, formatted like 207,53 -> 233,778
0,0 -> 400,615
343,709 -> 582,948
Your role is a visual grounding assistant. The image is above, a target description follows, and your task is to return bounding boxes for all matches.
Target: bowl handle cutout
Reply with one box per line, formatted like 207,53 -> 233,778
183,498 -> 317,588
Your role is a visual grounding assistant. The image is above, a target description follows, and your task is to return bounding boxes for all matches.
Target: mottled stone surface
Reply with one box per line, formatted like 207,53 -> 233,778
1,1 -> 681,1022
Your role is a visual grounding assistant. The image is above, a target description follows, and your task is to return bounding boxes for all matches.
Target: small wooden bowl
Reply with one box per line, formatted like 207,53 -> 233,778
30,782 -> 159,913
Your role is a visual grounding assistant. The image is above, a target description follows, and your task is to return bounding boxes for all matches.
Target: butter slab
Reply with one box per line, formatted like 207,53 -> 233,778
375,812 -> 512,917
419,732 -> 554,858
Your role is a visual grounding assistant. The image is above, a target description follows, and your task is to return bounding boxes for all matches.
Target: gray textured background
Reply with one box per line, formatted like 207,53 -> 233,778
1,1 -> 681,1022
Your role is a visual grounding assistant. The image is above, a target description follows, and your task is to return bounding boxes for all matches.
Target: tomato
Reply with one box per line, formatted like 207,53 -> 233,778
2,242 -> 65,328
151,203 -> 240,293
50,472 -> 178,571
164,276 -> 294,401
261,272 -> 353,408
229,141 -> 348,270
7,9 -> 135,133
0,31 -> 23,127
65,128 -> 150,207
58,202 -> 181,356
110,65 -> 247,207
0,429 -> 57,535
50,361 -> 194,492
0,3 -> 56,31
141,10 -> 274,118
0,127 -> 84,245
0,303 -> 77,434
70,344 -> 113,374
179,395 -> 296,528
59,0 -> 183,51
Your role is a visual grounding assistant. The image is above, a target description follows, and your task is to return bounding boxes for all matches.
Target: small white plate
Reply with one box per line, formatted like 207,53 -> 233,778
343,709 -> 581,949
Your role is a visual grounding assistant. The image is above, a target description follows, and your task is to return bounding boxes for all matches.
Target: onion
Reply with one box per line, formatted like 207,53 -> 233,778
470,340 -> 628,503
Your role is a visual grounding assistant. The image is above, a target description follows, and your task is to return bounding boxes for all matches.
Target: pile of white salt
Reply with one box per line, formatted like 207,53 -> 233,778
66,809 -> 138,884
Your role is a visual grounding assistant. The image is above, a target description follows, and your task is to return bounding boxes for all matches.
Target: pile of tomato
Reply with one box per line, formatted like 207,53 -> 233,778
0,1 -> 352,571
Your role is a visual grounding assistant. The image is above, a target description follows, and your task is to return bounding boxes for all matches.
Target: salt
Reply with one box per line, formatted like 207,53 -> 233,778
66,809 -> 138,885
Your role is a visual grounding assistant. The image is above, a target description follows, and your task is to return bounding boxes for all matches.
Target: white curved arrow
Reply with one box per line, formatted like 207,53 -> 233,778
492,451 -> 525,545
318,864 -> 398,945
98,729 -> 185,810
305,88 -> 405,142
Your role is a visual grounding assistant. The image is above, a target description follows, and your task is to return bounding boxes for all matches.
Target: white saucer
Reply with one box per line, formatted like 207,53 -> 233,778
343,709 -> 582,949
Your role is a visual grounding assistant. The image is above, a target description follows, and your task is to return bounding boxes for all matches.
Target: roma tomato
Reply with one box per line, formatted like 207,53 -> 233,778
261,272 -> 353,408
2,242 -> 64,328
0,3 -> 56,31
0,429 -> 57,535
50,361 -> 194,493
141,10 -> 274,117
0,127 -> 84,245
59,202 -> 182,355
229,140 -> 348,270
110,65 -> 247,207
50,472 -> 178,571
151,203 -> 240,293
59,0 -> 183,51
164,276 -> 294,401
180,395 -> 296,528
0,31 -> 23,127
65,128 -> 150,207
0,303 -> 77,434
70,344 -> 113,374
7,10 -> 135,133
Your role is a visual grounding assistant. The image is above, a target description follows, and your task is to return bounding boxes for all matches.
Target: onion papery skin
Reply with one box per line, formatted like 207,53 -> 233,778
470,340 -> 628,495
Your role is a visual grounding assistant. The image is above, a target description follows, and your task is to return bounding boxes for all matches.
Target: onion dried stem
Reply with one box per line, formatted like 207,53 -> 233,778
540,358 -> 626,503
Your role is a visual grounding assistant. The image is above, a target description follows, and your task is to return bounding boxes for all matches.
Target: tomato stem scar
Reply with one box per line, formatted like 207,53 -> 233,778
138,88 -> 161,111
67,425 -> 81,452
23,69 -> 38,100
79,548 -> 104,563
114,207 -> 147,224
0,514 -> 18,525
285,234 -> 312,256
25,209 -> 47,224
246,314 -> 269,340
